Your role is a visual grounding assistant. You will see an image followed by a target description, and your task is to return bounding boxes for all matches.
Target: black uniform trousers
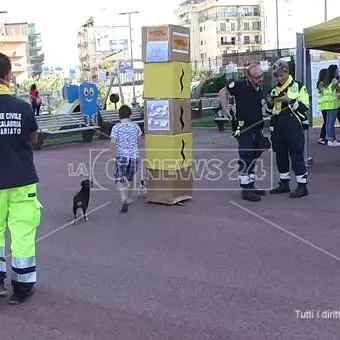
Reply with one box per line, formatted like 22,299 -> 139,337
238,126 -> 264,188
270,112 -> 307,183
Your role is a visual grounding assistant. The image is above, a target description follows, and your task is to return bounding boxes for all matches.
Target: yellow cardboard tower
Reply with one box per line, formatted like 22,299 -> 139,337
143,62 -> 191,99
142,24 -> 193,205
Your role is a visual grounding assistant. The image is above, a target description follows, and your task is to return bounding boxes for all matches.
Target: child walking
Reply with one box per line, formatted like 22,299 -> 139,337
110,105 -> 142,212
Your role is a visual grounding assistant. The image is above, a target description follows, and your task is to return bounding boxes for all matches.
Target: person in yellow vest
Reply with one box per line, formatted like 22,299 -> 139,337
322,64 -> 340,147
316,68 -> 328,145
0,53 -> 42,304
266,59 -> 309,198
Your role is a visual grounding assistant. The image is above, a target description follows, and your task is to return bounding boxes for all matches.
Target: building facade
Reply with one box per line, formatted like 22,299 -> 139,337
0,34 -> 28,82
77,16 -> 132,81
3,22 -> 44,79
27,23 -> 44,76
176,0 -> 263,61
77,17 -> 114,81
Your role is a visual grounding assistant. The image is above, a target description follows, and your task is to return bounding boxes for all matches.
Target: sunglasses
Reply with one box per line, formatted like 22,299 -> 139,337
273,62 -> 289,72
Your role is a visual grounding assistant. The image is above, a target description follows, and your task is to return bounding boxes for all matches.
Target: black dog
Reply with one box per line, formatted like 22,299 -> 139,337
72,179 -> 93,224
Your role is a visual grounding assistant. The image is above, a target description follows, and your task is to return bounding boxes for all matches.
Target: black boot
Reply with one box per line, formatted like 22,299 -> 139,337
289,183 -> 308,198
10,281 -> 35,305
9,287 -> 35,305
241,187 -> 261,202
249,182 -> 266,196
270,180 -> 290,194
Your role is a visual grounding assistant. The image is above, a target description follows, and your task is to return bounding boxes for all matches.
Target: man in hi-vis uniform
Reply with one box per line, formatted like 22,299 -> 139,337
0,53 -> 42,305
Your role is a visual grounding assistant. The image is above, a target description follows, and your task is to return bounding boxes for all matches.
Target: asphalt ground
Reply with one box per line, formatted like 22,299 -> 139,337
1,128 -> 340,340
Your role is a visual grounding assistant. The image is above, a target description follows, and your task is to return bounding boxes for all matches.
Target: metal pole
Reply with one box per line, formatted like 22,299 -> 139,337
119,11 -> 139,107
128,13 -> 136,104
275,0 -> 279,50
324,0 -> 327,21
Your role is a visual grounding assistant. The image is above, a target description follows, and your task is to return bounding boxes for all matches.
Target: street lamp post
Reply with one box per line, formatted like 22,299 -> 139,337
275,0 -> 279,51
324,0 -> 327,21
119,11 -> 139,107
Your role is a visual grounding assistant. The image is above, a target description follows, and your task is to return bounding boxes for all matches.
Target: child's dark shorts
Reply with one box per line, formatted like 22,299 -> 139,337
114,156 -> 139,184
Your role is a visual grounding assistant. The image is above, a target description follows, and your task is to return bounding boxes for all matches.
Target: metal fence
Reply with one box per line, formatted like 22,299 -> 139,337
191,48 -> 296,72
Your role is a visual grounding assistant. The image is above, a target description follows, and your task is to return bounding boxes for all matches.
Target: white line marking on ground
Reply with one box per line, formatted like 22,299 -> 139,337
230,200 -> 340,263
5,201 -> 112,259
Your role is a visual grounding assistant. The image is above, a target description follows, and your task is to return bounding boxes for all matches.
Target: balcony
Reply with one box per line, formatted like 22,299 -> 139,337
199,10 -> 261,23
0,35 -> 28,43
218,41 -> 237,47
242,40 -> 261,46
243,11 -> 261,17
28,34 -> 41,43
29,44 -> 42,53
77,42 -> 88,48
30,53 -> 44,64
217,28 -> 254,34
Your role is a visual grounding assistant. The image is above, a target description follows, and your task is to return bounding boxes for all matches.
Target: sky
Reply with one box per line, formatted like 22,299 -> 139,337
2,0 -> 340,70
3,0 -> 182,69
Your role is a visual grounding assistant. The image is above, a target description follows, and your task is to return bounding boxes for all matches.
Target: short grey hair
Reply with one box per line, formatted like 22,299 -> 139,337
246,63 -> 261,76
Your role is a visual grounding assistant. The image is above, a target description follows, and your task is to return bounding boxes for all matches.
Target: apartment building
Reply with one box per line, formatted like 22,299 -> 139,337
27,23 -> 45,76
176,0 -> 264,61
77,17 -> 116,81
77,16 -> 130,81
0,34 -> 29,82
0,13 -> 27,81
1,22 -> 44,79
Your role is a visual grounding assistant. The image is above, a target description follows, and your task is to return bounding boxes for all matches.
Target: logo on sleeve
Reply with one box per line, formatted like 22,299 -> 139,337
228,82 -> 235,88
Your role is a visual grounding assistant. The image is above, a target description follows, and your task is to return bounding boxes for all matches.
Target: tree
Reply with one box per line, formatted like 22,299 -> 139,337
20,75 -> 64,92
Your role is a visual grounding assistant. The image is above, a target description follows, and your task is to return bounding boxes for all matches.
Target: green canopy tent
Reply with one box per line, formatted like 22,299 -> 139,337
304,16 -> 340,53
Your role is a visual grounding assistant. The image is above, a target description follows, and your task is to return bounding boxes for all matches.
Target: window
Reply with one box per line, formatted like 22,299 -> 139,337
201,40 -> 204,46
231,37 -> 236,45
252,21 -> 261,30
200,53 -> 205,59
254,35 -> 260,44
244,22 -> 250,31
220,23 -> 226,31
200,26 -> 203,32
231,23 -> 235,31
254,7 -> 260,16
243,7 -> 251,15
243,36 -> 250,44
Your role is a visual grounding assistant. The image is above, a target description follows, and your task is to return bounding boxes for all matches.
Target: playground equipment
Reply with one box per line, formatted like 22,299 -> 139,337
34,80 -> 145,149
49,84 -> 81,115
34,82 -> 100,149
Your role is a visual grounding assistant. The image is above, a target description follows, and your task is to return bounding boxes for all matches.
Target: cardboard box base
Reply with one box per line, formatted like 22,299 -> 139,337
145,168 -> 193,205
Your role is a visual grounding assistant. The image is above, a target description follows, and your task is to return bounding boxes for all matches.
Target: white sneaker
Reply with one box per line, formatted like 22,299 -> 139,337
328,140 -> 340,147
